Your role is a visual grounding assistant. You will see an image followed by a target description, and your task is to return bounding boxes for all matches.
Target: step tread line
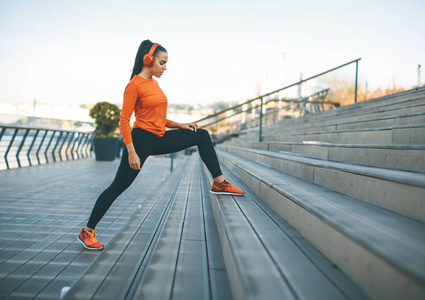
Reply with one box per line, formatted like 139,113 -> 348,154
220,145 -> 425,187
254,141 -> 425,150
259,111 -> 425,134
305,98 -> 425,120
263,123 -> 425,137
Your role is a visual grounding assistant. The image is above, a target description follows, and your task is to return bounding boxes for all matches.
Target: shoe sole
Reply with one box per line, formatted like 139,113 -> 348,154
210,190 -> 245,196
77,236 -> 104,250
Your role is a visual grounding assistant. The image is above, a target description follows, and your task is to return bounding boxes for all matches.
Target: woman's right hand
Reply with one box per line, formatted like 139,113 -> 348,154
128,151 -> 141,170
126,143 -> 141,170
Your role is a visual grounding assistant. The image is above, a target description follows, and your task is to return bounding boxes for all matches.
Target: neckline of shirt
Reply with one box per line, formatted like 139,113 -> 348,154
135,75 -> 153,81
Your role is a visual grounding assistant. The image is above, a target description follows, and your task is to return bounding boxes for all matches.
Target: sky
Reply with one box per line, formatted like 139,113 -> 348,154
0,0 -> 424,107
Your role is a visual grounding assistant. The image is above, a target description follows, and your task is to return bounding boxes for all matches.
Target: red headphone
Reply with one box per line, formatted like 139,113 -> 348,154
143,43 -> 160,67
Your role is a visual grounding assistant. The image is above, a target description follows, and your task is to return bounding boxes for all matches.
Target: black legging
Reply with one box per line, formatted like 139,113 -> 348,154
86,128 -> 221,229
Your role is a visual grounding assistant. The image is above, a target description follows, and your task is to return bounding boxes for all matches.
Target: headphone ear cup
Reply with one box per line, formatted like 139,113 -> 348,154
143,54 -> 153,67
143,43 -> 160,68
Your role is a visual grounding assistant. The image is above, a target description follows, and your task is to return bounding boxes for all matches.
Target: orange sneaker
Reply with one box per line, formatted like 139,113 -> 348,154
77,228 -> 104,250
210,179 -> 245,196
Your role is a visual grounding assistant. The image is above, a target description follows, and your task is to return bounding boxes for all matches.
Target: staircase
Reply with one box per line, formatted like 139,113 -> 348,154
209,86 -> 425,300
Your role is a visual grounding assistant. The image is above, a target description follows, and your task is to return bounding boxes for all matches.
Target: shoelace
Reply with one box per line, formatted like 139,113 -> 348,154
85,230 -> 97,242
221,180 -> 230,186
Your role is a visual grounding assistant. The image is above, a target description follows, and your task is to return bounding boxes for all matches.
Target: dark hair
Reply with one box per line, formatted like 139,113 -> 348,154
130,39 -> 167,80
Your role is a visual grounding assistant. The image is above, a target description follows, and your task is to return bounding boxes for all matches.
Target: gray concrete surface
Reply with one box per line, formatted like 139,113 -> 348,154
0,156 -> 186,299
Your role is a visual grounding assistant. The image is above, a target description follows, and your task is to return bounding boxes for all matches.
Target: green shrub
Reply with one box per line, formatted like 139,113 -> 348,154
89,102 -> 121,138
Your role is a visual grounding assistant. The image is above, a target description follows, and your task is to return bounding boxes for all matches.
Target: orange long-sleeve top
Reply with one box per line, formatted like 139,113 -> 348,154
119,75 -> 173,145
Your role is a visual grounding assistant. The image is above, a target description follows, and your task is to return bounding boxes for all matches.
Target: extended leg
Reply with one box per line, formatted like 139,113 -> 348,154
156,129 -> 222,178
86,149 -> 147,229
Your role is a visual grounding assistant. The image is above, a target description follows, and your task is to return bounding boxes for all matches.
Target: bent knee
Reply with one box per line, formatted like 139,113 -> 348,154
196,128 -> 210,140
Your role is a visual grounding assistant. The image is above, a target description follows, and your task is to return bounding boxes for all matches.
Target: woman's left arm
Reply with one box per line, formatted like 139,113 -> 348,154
169,121 -> 199,132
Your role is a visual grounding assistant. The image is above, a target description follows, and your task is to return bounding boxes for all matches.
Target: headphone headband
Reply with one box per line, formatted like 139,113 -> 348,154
148,43 -> 160,57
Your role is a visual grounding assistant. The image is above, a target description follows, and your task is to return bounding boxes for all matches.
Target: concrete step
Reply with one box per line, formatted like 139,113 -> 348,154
217,145 -> 425,223
215,149 -> 425,300
280,110 -> 425,134
334,86 -> 425,113
303,88 -> 425,121
230,88 -> 425,144
235,86 -> 425,137
337,111 -> 425,130
64,157 -> 232,300
269,88 -> 425,129
234,105 -> 425,142
301,102 -> 425,130
202,161 -> 370,300
260,124 -> 425,145
224,141 -> 425,173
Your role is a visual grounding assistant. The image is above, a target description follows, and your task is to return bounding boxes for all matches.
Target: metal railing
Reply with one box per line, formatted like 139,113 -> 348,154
0,124 -> 94,170
195,58 -> 361,142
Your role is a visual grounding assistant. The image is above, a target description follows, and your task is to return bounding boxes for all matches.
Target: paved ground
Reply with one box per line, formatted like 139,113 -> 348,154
0,156 -> 181,299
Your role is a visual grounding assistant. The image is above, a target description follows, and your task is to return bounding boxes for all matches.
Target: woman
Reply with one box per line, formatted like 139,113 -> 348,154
78,40 -> 244,250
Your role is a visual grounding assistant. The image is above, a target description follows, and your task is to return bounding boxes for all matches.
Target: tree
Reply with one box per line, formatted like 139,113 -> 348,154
324,77 -> 366,107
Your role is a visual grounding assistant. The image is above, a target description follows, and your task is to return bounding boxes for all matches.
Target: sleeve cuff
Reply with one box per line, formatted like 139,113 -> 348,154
122,134 -> 133,145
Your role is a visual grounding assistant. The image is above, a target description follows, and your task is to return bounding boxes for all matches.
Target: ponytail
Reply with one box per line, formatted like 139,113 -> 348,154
130,40 -> 167,80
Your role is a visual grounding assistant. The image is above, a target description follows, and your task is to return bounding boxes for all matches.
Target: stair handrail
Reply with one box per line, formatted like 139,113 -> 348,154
195,58 -> 361,141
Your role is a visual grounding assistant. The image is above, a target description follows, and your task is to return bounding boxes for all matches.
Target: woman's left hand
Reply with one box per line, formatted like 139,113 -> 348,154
180,123 -> 199,132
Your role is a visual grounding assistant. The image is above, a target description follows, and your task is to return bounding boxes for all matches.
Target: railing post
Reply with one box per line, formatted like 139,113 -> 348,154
85,134 -> 92,157
36,130 -> 48,165
45,131 -> 56,163
0,128 -> 5,142
170,152 -> 175,172
259,97 -> 263,142
74,133 -> 82,159
65,132 -> 75,161
16,129 -> 30,168
5,129 -> 19,169
87,134 -> 94,157
73,133 -> 84,160
27,130 -> 39,166
78,133 -> 89,158
59,132 -> 70,161
303,97 -> 307,122
51,131 -> 62,163
355,60 -> 359,103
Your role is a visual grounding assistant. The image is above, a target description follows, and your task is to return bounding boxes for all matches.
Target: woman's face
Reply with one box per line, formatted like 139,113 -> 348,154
151,51 -> 168,78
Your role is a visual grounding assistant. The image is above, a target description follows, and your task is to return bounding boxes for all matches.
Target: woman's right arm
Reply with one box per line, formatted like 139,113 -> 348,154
120,82 -> 141,170
120,83 -> 138,146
